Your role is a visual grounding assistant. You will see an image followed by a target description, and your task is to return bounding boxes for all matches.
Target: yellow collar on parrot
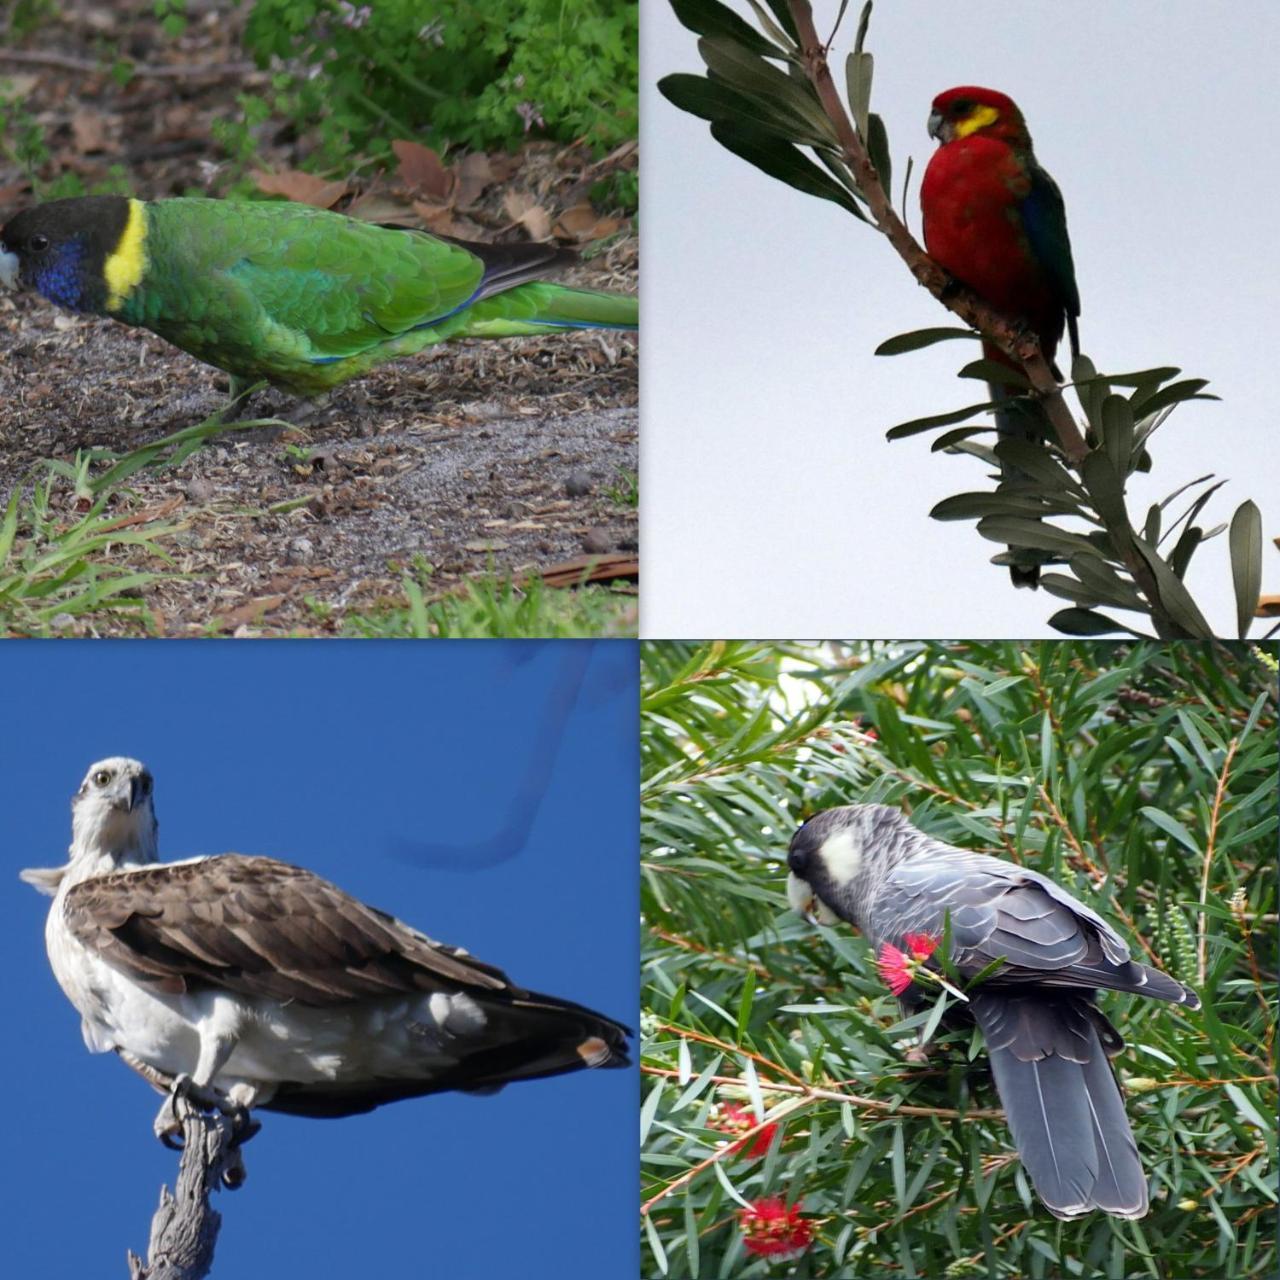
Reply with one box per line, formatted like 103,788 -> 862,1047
104,199 -> 148,312
953,104 -> 1000,139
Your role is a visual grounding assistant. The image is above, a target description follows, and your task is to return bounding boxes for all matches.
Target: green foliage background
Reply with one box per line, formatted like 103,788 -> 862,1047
239,0 -> 637,195
2,0 -> 639,207
641,641 -> 1277,1278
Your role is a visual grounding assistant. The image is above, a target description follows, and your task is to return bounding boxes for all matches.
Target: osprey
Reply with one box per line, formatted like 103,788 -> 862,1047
786,803 -> 1199,1220
21,757 -> 629,1140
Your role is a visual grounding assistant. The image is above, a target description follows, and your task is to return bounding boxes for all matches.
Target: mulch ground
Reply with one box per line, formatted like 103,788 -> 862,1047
0,2 -> 638,636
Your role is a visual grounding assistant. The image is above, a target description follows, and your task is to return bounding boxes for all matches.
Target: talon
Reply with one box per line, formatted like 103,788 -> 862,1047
153,1085 -> 186,1148
222,1150 -> 247,1190
230,1111 -> 262,1148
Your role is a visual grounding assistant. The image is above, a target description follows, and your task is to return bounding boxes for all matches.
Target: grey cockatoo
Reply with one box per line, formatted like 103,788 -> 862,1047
786,803 -> 1199,1220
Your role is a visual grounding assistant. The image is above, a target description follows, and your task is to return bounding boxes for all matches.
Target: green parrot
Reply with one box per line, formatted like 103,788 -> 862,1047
0,196 -> 637,400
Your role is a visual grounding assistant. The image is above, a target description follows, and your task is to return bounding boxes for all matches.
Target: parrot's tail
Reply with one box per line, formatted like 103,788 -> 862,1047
974,992 -> 1149,1220
460,281 -> 637,338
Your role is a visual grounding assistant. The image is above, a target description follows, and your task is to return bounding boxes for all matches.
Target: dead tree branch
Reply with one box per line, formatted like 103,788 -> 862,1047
126,1108 -> 247,1280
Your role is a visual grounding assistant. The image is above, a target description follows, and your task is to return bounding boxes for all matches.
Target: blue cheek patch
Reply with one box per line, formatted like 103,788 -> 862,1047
33,241 -> 88,311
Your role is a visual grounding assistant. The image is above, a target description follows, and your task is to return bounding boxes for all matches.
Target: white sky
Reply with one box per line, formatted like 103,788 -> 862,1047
641,0 -> 1279,638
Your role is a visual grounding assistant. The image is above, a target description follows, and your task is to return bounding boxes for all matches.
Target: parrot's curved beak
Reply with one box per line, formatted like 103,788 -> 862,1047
786,872 -> 841,927
926,109 -> 946,144
0,245 -> 18,290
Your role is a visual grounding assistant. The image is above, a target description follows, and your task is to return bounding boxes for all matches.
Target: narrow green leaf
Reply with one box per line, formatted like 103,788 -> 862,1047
658,73 -> 833,147
866,110 -> 892,193
1064,555 -> 1145,610
1080,450 -> 1131,533
1130,536 -> 1215,638
1143,503 -> 1160,546
1225,1082 -> 1270,1133
1038,572 -> 1104,609
1094,365 -> 1181,388
886,401 -> 997,439
1229,499 -> 1262,639
735,975 -> 756,1039
670,0 -> 786,57
756,0 -> 800,42
1048,607 -> 1129,636
931,426 -> 988,452
698,37 -> 835,141
930,492 -> 1061,521
919,990 -> 950,1045
1101,393 -> 1135,474
975,517 -> 1099,557
891,1122 -> 907,1205
643,1211 -> 669,1276
993,438 -> 1086,495
640,1078 -> 666,1144
875,327 -> 977,356
853,0 -> 873,53
709,120 -> 865,217
957,359 -> 1031,389
742,1056 -> 765,1120
846,50 -> 872,140
1132,378 -> 1216,421
1140,805 -> 1202,855
684,1195 -> 701,1277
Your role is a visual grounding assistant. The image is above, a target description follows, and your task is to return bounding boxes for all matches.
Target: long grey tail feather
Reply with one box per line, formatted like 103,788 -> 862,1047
1076,1038 -> 1148,1217
990,383 -> 1046,589
974,994 -> 1148,1219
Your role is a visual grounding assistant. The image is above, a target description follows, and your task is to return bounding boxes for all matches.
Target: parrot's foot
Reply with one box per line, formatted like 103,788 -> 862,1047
153,1074 -> 260,1150
937,271 -> 963,302
904,1042 -> 933,1065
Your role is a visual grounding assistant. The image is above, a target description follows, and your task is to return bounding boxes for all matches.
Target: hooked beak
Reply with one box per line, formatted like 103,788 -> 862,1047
926,109 -> 946,143
107,773 -> 147,813
786,872 -> 840,927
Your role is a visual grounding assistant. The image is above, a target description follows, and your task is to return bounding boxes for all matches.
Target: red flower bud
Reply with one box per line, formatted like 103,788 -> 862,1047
739,1197 -> 813,1259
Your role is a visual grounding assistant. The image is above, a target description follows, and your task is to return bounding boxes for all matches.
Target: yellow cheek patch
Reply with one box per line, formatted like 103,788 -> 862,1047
104,199 -> 147,311
954,104 -> 1000,139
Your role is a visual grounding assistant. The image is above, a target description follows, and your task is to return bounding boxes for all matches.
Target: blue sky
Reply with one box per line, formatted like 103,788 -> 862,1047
2,640 -> 637,1278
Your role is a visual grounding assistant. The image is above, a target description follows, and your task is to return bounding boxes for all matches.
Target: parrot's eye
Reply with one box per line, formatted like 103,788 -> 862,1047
29,234 -> 50,253
93,769 -> 112,787
951,101 -> 972,117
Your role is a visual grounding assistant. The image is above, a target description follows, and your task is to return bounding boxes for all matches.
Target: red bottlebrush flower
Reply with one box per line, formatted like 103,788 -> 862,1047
708,1102 -> 779,1158
876,932 -> 939,996
739,1197 -> 813,1259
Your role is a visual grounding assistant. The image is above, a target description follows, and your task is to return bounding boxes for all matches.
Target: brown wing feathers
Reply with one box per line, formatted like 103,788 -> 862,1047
64,855 -> 513,1006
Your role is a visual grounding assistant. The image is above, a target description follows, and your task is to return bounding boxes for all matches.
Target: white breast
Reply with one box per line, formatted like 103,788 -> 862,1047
45,892 -> 201,1068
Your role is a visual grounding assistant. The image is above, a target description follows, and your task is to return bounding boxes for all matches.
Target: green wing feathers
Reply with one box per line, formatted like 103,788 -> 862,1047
462,283 -> 638,337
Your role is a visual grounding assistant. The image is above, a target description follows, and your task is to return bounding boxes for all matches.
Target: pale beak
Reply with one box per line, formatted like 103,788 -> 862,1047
787,873 -> 841,926
926,109 -> 945,143
0,246 -> 18,290
107,774 -> 142,813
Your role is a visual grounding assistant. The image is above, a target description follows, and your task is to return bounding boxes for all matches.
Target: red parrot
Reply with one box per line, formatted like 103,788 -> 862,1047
920,86 -> 1080,588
